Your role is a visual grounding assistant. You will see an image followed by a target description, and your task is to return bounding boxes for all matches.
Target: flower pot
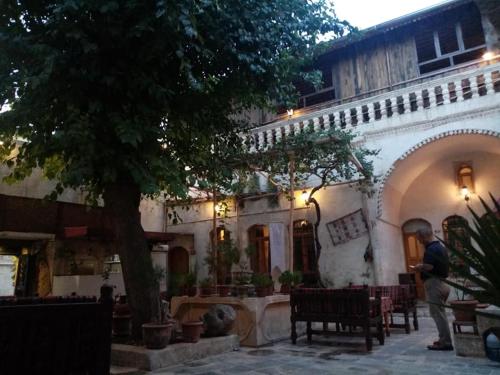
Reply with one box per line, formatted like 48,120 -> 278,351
255,286 -> 270,297
113,314 -> 131,337
280,284 -> 291,294
182,321 -> 204,343
450,300 -> 478,321
236,285 -> 248,298
217,285 -> 231,297
142,323 -> 173,349
199,287 -> 216,297
181,286 -> 198,297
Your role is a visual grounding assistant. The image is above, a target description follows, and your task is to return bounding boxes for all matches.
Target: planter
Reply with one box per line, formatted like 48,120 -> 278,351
280,284 -> 291,294
236,285 -> 249,298
142,323 -> 173,349
450,300 -> 478,321
181,286 -> 198,297
182,321 -> 204,343
217,285 -> 231,297
199,287 -> 216,297
255,286 -> 272,297
113,315 -> 131,337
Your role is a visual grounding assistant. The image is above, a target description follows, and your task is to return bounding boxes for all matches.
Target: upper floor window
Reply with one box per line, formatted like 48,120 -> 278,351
415,17 -> 486,75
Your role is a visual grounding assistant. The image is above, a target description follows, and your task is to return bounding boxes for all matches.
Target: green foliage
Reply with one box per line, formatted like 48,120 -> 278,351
199,277 -> 214,288
440,194 -> 500,307
234,273 -> 251,285
278,270 -> 302,286
251,273 -> 273,288
0,0 -> 350,202
179,272 -> 197,288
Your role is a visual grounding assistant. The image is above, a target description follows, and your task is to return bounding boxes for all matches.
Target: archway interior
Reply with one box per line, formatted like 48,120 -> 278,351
377,134 -> 500,285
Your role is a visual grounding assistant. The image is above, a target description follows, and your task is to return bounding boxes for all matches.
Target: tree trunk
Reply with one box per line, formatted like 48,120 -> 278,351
103,180 -> 159,339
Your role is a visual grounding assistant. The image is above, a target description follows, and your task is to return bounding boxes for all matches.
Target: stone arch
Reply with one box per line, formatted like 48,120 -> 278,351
376,129 -> 500,218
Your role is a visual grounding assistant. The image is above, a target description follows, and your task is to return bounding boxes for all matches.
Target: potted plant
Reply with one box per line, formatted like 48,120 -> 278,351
182,319 -> 204,343
440,195 -> 500,360
99,267 -> 114,302
234,273 -> 251,298
113,294 -> 131,337
205,239 -> 240,295
278,270 -> 302,294
179,272 -> 197,297
449,277 -> 478,322
252,273 -> 274,297
142,266 -> 173,349
198,277 -> 216,297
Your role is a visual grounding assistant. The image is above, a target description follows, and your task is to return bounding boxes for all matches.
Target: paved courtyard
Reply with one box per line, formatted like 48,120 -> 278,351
153,317 -> 500,375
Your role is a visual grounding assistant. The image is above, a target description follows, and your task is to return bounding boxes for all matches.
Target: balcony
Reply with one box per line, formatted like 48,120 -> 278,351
249,61 -> 500,151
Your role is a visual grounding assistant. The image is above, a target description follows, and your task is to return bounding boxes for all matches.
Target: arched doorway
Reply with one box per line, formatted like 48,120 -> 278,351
248,225 -> 270,274
293,220 -> 316,274
402,219 -> 432,299
168,246 -> 189,294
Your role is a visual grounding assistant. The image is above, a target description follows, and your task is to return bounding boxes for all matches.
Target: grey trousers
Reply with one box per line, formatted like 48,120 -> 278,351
424,277 -> 452,346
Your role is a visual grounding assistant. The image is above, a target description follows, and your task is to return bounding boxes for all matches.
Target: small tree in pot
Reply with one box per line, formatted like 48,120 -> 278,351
252,273 -> 274,297
142,266 -> 173,349
278,271 -> 302,294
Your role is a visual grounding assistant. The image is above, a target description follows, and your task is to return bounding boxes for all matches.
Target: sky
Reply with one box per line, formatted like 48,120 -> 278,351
332,0 -> 449,29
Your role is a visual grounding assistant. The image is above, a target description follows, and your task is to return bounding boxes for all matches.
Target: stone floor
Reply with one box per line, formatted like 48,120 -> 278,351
151,317 -> 500,375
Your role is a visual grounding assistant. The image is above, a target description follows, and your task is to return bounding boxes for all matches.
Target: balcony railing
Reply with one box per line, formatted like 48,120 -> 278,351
249,62 -> 500,151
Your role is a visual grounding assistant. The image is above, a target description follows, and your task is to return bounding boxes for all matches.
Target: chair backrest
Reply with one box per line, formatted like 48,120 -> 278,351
0,297 -> 112,375
291,288 -> 370,320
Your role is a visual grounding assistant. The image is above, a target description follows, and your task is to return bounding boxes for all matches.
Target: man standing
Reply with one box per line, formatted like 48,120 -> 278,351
413,228 -> 453,351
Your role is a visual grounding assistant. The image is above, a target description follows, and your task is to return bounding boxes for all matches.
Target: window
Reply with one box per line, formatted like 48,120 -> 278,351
293,220 -> 316,274
456,163 -> 474,193
248,225 -> 271,274
415,17 -> 486,75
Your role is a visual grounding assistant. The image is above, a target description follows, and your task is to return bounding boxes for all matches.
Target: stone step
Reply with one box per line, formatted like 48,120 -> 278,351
110,365 -> 146,375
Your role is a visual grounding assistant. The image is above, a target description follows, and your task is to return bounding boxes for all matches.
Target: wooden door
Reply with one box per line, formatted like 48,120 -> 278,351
403,233 -> 425,299
169,247 -> 189,274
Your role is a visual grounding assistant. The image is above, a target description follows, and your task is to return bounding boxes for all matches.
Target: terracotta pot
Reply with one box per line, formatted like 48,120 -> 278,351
280,284 -> 291,294
181,287 -> 197,297
450,300 -> 479,321
113,314 -> 131,337
217,285 -> 231,297
182,321 -> 204,343
255,286 -> 270,297
237,285 -> 248,298
142,323 -> 173,349
199,287 -> 216,297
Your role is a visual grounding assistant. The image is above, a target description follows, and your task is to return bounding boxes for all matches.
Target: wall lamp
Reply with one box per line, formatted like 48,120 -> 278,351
461,185 -> 470,202
287,108 -> 294,117
301,190 -> 310,205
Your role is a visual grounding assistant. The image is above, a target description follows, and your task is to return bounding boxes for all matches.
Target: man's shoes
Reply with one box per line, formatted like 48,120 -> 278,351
427,343 -> 454,351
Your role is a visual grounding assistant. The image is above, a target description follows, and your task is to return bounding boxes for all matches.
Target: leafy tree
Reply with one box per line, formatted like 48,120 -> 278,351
247,125 -> 377,282
0,0 -> 349,337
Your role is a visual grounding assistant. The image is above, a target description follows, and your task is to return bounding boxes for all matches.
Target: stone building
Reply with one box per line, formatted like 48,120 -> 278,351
165,0 -> 500,297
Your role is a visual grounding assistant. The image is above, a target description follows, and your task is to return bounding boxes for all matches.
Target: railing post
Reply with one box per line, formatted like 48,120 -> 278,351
293,122 -> 301,135
401,94 -> 409,113
344,110 -> 352,128
258,131 -> 265,151
380,100 -> 387,119
429,87 -> 437,108
266,129 -> 273,148
323,114 -> 331,130
275,127 -> 282,143
484,72 -> 494,95
355,105 -> 362,125
470,76 -> 479,99
415,90 -> 423,111
442,84 -> 451,105
367,103 -> 375,123
455,80 -> 464,102
313,117 -> 321,133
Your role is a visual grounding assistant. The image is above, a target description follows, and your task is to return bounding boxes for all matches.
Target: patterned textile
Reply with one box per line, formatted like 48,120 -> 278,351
326,209 -> 368,245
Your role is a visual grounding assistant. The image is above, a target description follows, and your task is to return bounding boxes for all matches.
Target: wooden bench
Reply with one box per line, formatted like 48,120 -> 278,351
290,288 -> 384,351
0,295 -> 113,375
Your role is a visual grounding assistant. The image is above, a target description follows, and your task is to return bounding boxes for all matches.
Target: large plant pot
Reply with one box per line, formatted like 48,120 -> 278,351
217,285 -> 231,297
255,286 -> 271,297
280,284 -> 291,294
113,314 -> 131,337
181,287 -> 198,297
182,321 -> 204,343
142,323 -> 173,349
236,285 -> 249,298
450,300 -> 478,321
199,287 -> 216,297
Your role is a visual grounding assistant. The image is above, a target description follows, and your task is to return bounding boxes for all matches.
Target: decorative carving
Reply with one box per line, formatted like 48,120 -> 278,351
202,304 -> 236,337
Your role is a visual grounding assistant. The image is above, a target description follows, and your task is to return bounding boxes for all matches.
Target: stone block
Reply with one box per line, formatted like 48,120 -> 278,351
453,333 -> 485,358
111,334 -> 240,371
